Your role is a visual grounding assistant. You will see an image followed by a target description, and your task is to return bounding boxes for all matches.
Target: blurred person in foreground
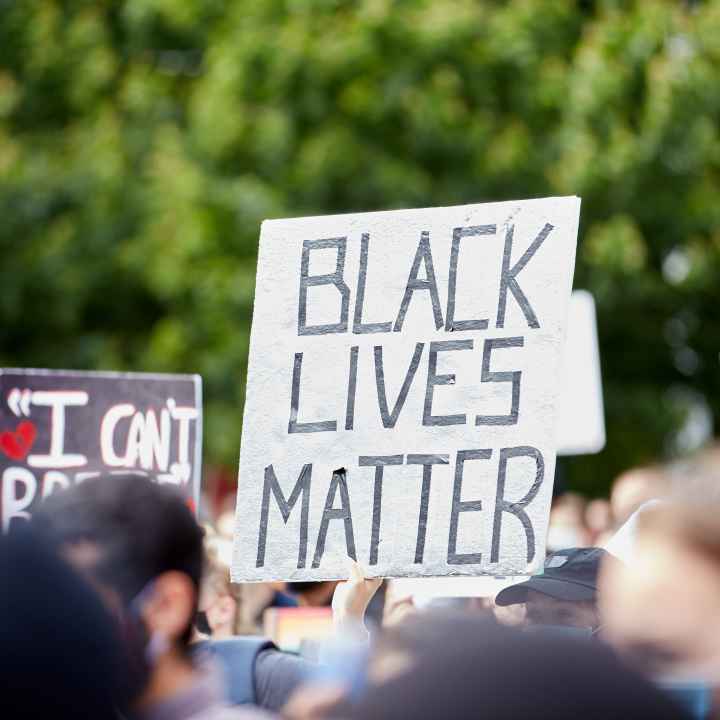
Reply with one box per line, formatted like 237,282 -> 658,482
287,613 -> 688,720
494,547 -> 615,632
0,525 -> 121,719
33,474 -> 309,718
611,463 -> 670,526
350,613 -> 689,720
601,501 -> 720,682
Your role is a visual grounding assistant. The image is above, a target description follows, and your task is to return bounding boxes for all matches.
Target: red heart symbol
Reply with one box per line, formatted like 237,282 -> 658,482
0,420 -> 37,461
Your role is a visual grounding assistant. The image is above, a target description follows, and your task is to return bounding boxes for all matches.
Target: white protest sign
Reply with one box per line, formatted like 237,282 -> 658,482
232,197 -> 580,582
556,290 -> 605,455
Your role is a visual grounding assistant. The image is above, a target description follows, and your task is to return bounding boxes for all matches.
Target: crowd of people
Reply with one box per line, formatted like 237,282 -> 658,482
3,444 -> 720,719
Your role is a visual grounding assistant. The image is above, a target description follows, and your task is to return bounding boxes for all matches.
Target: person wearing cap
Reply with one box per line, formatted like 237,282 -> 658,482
495,547 -> 615,631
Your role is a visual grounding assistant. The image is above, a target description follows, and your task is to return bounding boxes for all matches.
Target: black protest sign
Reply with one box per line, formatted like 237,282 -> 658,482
0,369 -> 202,531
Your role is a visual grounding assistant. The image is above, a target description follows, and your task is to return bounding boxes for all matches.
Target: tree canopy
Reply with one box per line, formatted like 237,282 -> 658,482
1,0 -> 719,494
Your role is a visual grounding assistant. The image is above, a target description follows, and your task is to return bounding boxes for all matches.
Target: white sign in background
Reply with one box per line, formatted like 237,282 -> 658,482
556,290 -> 606,456
232,197 -> 580,581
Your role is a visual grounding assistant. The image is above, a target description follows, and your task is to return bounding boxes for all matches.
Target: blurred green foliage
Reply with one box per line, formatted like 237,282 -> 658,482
1,0 -> 719,494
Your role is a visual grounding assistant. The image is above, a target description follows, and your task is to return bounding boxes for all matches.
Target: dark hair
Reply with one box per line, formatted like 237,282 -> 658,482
287,581 -> 321,595
0,525 -> 121,719
33,474 -> 204,643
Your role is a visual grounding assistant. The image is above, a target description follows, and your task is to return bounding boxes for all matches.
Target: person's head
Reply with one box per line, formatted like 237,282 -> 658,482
546,493 -> 590,551
198,559 -> 251,638
611,465 -> 668,525
585,498 -> 613,538
32,474 -> 204,707
494,548 -> 614,632
600,500 -> 720,680
344,613 -> 687,720
287,580 -> 338,606
522,589 -> 597,629
1,525 -> 121,719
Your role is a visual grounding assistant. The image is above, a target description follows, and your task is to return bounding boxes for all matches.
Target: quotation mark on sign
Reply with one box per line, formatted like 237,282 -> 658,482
7,388 -> 32,418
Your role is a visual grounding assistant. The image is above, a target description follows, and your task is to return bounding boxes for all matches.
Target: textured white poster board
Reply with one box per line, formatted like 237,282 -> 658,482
232,197 -> 580,581
556,290 -> 605,456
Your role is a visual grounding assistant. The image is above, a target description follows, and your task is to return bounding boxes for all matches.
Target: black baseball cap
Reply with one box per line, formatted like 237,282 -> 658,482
495,547 -> 610,607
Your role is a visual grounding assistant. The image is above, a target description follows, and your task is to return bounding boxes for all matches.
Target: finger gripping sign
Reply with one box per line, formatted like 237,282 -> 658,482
232,197 -> 580,581
0,369 -> 202,531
